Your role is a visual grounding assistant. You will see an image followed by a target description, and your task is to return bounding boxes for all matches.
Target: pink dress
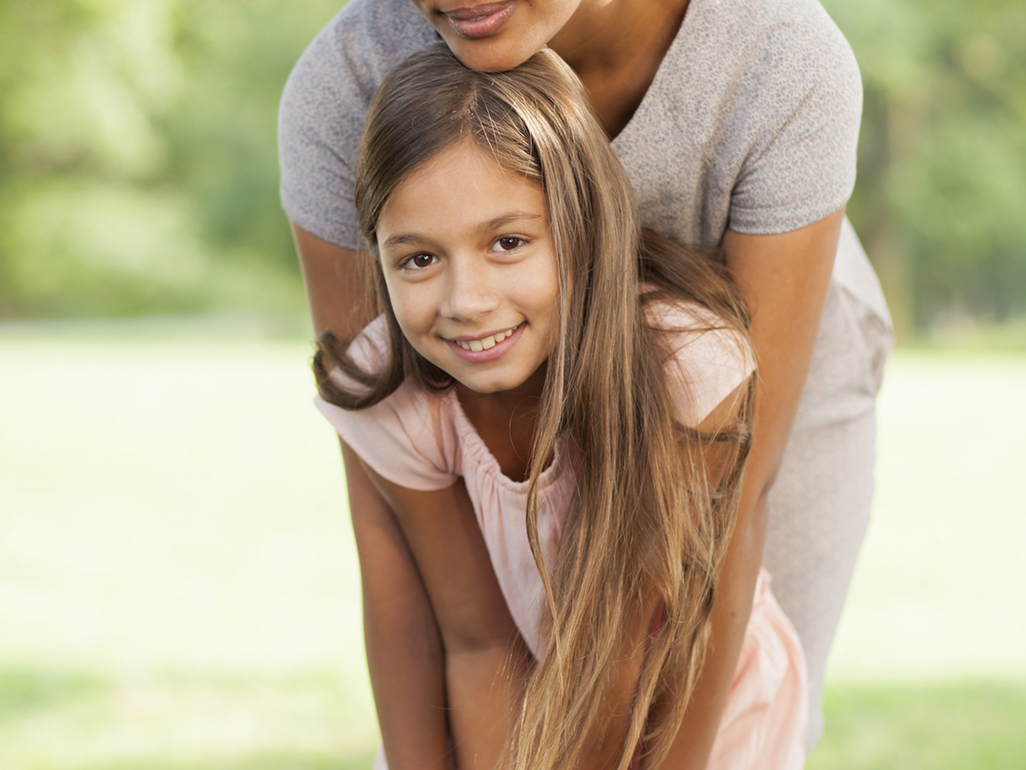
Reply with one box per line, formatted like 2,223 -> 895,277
318,303 -> 807,770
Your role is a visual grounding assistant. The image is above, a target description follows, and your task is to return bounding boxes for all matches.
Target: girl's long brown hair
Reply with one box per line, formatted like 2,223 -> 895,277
313,45 -> 754,770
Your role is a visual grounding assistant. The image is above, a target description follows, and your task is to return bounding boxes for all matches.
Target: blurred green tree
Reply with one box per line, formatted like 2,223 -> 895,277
823,0 -> 1026,334
2,0 -> 1024,329
0,0 -> 343,317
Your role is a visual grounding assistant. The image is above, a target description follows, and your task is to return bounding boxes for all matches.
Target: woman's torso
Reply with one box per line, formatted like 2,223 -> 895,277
280,0 -> 887,323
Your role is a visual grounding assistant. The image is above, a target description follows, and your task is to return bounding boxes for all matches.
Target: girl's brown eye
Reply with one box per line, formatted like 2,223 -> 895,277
496,237 -> 523,251
411,253 -> 434,268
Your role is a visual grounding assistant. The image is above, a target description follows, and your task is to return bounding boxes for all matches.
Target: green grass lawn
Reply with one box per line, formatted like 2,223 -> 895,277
1,320 -> 1024,769
810,682 -> 1026,770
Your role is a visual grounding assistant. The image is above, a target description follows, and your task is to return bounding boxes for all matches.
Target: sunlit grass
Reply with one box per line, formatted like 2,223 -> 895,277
1,320 -> 1024,769
825,351 -> 1026,683
0,320 -> 377,769
809,681 -> 1026,770
0,666 -> 377,770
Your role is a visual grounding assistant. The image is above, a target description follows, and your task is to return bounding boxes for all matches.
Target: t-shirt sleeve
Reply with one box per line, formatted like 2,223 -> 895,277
650,301 -> 756,426
277,0 -> 436,248
724,7 -> 863,235
314,317 -> 459,491
616,0 -> 863,246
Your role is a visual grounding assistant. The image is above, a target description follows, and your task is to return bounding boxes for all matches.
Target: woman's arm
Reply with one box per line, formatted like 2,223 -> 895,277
341,441 -> 451,770
654,207 -> 844,768
292,222 -> 366,338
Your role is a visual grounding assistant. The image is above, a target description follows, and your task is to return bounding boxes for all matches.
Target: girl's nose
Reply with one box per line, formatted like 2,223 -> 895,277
441,258 -> 499,321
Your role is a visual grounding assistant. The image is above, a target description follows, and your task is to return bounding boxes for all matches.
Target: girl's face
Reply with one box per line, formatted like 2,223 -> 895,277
409,0 -> 583,71
376,140 -> 560,397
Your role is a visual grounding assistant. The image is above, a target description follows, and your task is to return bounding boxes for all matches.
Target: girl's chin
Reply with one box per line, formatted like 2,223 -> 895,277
450,361 -> 549,399
452,376 -> 535,397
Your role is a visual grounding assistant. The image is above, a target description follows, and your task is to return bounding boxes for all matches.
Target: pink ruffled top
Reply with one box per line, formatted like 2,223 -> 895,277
317,302 -> 753,656
317,302 -> 807,768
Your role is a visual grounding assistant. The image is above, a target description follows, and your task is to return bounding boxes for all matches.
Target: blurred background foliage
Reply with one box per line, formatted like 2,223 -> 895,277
0,0 -> 1024,333
822,0 -> 1026,335
0,0 -> 341,317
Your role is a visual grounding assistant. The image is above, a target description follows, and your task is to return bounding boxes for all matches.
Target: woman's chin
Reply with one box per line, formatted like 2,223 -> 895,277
441,37 -> 540,72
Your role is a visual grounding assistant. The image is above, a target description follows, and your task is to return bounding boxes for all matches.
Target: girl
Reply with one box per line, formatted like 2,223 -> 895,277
314,46 -> 806,770
280,0 -> 893,755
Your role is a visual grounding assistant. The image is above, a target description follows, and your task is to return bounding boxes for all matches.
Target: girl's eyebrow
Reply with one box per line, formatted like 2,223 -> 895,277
380,232 -> 431,251
380,210 -> 545,251
479,211 -> 545,232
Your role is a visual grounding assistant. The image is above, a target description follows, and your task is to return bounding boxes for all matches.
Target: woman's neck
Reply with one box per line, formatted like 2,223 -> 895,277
549,0 -> 692,138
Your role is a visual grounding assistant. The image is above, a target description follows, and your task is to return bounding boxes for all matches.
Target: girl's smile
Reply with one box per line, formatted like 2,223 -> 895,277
376,139 -> 559,397
447,321 -> 523,358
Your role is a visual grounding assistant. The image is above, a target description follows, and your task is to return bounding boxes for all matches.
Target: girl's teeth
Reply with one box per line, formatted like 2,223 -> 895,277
456,326 -> 515,351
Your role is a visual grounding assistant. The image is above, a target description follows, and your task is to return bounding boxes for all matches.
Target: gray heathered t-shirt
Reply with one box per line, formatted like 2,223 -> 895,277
278,0 -> 887,319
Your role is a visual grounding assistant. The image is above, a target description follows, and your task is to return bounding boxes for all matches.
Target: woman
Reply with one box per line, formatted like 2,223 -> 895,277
278,0 -> 893,764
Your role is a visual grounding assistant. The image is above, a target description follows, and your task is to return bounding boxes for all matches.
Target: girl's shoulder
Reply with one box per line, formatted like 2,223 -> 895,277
316,316 -> 462,491
643,297 -> 755,426
336,313 -> 393,381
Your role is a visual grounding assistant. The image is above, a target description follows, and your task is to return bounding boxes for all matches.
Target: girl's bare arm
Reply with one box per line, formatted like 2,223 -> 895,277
297,227 -> 453,764
340,441 -> 450,770
294,226 -> 532,768
356,460 -> 534,770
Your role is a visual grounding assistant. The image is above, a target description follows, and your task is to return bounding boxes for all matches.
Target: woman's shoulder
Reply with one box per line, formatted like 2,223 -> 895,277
630,0 -> 862,238
286,0 -> 436,93
278,0 -> 436,243
665,0 -> 860,109
686,0 -> 855,60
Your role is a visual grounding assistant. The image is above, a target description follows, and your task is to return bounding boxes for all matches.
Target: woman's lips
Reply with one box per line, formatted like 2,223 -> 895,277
443,1 -> 517,39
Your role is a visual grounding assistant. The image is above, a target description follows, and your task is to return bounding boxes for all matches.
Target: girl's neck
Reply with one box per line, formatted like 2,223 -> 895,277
455,364 -> 548,483
549,0 -> 692,137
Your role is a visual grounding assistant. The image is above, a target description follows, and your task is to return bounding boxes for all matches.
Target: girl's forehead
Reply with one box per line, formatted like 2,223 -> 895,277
390,138 -> 546,207
377,139 -> 551,240
429,136 -> 537,180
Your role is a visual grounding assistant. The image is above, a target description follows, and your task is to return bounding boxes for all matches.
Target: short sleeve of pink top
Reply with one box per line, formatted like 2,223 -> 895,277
316,302 -> 808,770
